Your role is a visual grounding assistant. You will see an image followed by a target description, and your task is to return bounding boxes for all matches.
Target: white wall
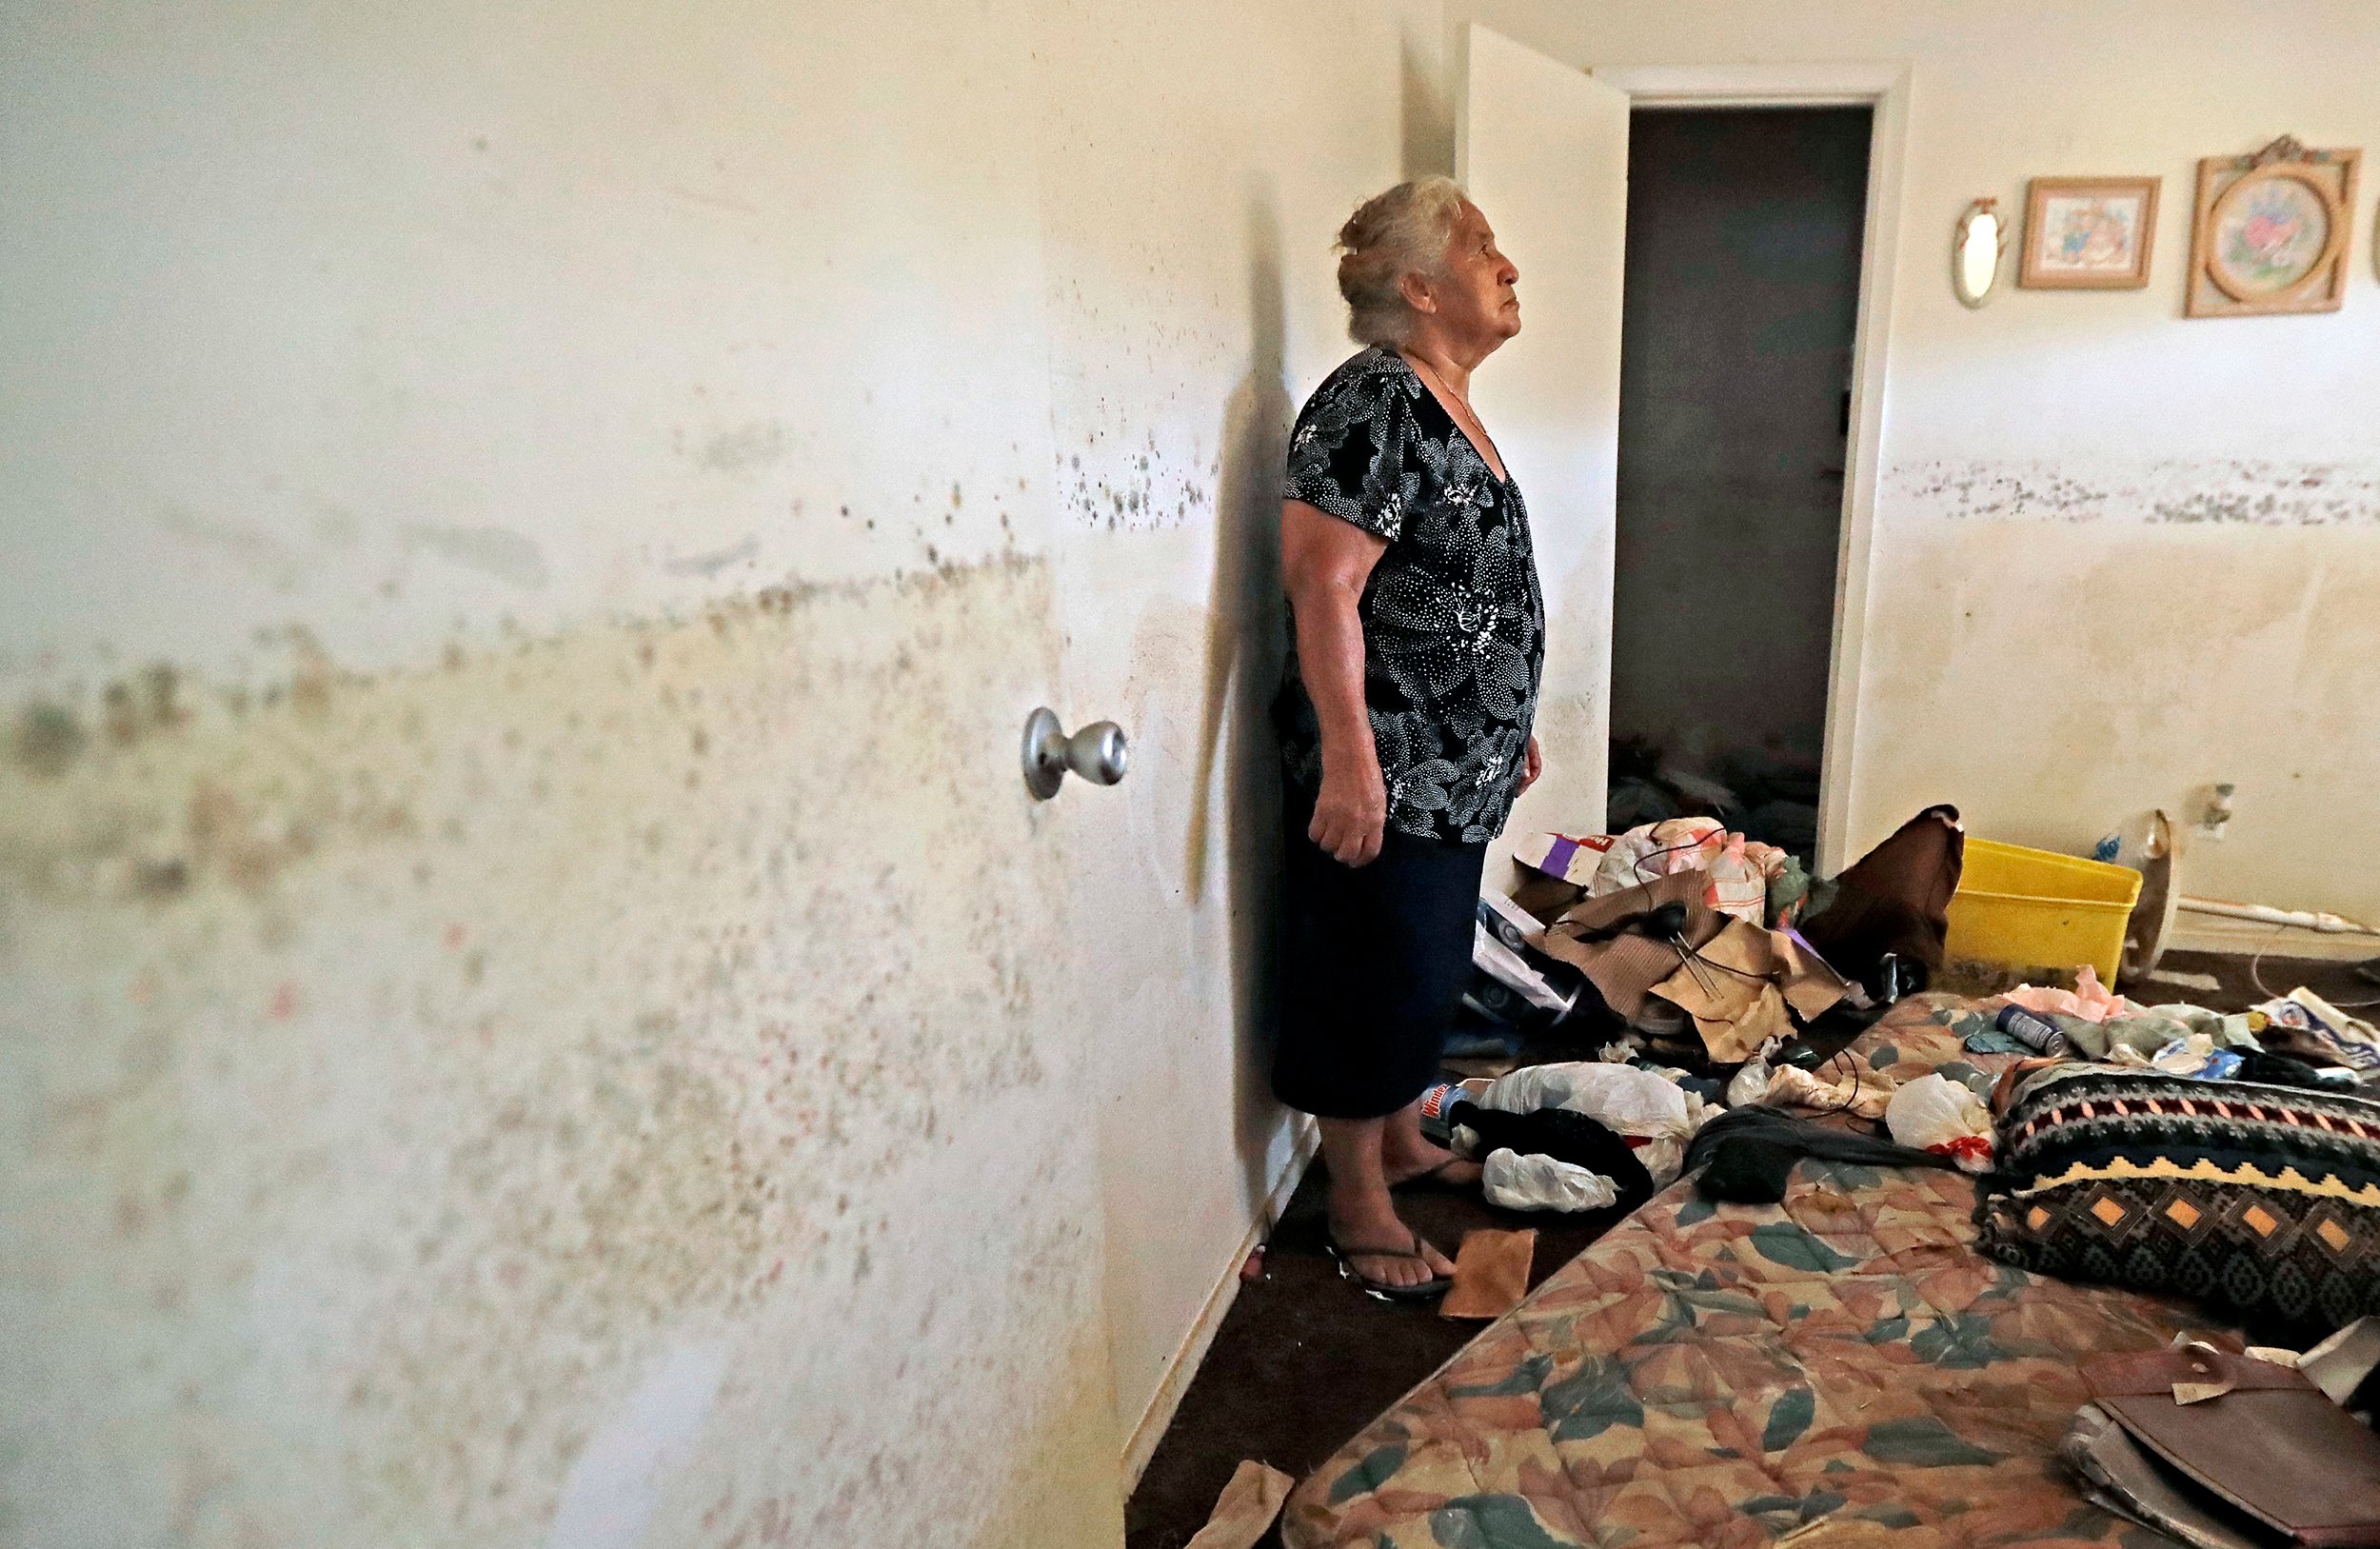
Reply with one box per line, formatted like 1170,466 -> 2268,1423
1463,0 -> 2380,921
1026,0 -> 1447,1460
1,4 -> 1137,1545
0,0 -> 1446,1540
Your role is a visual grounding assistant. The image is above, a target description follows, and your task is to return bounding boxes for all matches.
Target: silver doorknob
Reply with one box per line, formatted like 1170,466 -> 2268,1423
1021,707 -> 1129,800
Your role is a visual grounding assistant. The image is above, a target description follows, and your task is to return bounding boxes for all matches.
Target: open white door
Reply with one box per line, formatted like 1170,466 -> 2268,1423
1458,24 -> 1631,854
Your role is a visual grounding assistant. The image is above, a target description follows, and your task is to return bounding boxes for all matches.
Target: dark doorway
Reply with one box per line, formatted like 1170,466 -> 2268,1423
1607,107 -> 1872,864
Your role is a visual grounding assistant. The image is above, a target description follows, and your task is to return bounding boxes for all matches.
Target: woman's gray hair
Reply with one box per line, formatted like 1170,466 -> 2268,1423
1335,175 -> 1468,348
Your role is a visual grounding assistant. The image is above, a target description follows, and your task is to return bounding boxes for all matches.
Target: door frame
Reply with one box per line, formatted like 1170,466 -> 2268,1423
1590,62 -> 1911,878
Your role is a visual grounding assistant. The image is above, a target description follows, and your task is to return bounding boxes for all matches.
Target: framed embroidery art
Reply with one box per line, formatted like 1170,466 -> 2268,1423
2187,135 -> 2361,317
2019,176 -> 2159,289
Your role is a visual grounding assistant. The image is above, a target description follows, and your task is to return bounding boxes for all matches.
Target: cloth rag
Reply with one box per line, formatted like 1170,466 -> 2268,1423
1183,1459 -> 1296,1549
1764,1062 -> 1893,1121
1440,1228 -> 1537,1321
2001,964 -> 2132,1024
1685,1106 -> 1959,1204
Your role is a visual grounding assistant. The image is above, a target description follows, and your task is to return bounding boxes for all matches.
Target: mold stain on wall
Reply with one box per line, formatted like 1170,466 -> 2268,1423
1889,457 -> 2380,526
1853,509 -> 2380,921
0,554 -> 1121,1549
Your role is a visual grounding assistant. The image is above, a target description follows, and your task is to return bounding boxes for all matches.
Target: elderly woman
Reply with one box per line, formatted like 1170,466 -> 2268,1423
1273,176 -> 1544,1301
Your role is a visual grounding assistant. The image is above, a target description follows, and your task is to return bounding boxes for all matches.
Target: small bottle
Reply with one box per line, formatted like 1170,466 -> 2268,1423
1995,1003 -> 2072,1057
1418,1082 -> 1467,1147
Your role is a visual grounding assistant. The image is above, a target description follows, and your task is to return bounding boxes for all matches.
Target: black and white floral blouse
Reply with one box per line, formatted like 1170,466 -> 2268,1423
1274,346 -> 1545,845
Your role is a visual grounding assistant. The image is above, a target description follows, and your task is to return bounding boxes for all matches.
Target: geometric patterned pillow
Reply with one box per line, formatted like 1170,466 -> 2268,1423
1975,1068 -> 2380,1340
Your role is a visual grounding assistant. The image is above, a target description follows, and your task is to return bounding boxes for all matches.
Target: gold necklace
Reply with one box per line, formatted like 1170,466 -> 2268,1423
1407,353 -> 1507,478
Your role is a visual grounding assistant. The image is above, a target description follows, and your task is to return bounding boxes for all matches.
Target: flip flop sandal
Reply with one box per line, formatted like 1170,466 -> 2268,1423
1326,1230 -> 1453,1303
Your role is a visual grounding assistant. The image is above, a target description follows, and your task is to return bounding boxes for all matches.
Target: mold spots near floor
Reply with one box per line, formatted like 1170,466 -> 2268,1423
0,552 -> 1114,1548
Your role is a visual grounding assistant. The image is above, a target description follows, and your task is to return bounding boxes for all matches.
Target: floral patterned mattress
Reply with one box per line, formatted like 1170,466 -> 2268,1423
1282,997 -> 2230,1549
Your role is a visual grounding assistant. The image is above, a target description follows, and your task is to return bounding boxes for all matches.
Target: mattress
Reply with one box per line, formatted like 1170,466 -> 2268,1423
1282,997 -> 2230,1549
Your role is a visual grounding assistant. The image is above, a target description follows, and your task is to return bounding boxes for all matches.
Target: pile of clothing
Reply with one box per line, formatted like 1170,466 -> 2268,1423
1948,968 -> 2380,1343
1472,806 -> 1964,1066
1944,966 -> 2380,1093
1512,816 -> 1810,927
1418,1061 -> 1715,1214
1431,806 -> 1980,1212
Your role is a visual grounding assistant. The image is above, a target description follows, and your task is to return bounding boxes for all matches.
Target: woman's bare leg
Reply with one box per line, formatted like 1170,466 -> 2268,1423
1380,1096 -> 1482,1188
1319,1114 -> 1456,1287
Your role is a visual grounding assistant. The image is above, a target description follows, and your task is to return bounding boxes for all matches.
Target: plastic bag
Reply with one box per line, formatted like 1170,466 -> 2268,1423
1592,817 -> 1727,897
1765,1062 -> 1893,1121
1479,1062 -> 1688,1131
1726,1036 -> 1786,1107
1475,1062 -> 1698,1184
1701,832 -> 1771,923
1480,1148 -> 1620,1212
1884,1072 -> 1994,1172
2001,964 -> 2136,1024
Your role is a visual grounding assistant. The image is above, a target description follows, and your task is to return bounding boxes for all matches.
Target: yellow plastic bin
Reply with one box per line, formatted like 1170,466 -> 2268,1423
1944,838 -> 2144,987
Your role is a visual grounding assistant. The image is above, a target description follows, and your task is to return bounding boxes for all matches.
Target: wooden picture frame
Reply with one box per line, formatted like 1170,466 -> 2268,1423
2187,136 -> 2361,318
2020,176 -> 2160,289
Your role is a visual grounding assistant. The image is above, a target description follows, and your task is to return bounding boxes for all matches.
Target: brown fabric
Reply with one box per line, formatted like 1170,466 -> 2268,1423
1509,869 -> 1586,925
1438,1228 -> 1536,1321
1183,1459 -> 1296,1549
2084,1347 -> 2380,1546
1647,917 -> 1854,1062
1537,870 -> 1725,1019
1800,804 -> 1964,978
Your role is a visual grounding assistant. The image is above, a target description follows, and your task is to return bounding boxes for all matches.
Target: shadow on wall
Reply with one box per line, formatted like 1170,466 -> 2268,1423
1400,30 -> 1456,182
1186,181 -> 1293,1206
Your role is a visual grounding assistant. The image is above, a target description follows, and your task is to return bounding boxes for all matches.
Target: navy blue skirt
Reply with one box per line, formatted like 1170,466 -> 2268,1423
1272,780 -> 1487,1120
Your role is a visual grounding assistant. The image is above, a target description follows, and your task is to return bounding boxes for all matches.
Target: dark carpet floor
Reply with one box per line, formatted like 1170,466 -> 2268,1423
1121,949 -> 2380,1549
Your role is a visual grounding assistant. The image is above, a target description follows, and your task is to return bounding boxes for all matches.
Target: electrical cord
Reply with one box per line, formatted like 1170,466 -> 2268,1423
1813,1044 -> 1863,1119
2250,924 -> 2380,1009
1617,824 -> 1866,1111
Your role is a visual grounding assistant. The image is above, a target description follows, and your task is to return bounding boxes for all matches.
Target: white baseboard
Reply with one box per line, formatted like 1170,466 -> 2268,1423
1121,1115 -> 1319,1491
2166,915 -> 2380,963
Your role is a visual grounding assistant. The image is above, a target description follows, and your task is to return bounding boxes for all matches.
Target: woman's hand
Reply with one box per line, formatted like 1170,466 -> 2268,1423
1311,755 -> 1388,867
1517,736 -> 1543,794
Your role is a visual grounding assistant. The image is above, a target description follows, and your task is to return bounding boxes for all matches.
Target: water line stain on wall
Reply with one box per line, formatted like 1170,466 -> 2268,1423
1891,458 -> 2380,526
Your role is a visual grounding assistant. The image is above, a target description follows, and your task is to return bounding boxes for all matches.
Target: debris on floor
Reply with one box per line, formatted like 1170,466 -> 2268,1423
1478,1148 -> 1620,1213
1126,948 -> 2380,1549
1438,1229 -> 1536,1321
1182,1459 -> 1294,1549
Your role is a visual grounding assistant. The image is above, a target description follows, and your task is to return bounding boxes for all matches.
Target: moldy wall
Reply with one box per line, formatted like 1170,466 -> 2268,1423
2,564 -> 1119,1548
4,0 -> 1461,1537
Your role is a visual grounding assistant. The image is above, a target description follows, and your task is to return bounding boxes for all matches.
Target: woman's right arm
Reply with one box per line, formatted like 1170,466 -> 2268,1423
1281,498 -> 1390,866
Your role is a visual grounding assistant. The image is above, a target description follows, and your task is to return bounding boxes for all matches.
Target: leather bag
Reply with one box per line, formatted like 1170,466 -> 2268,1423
2080,1342 -> 2380,1547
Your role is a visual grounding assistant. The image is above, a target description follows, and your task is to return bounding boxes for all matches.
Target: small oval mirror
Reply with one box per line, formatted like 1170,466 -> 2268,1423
1954,198 -> 2004,308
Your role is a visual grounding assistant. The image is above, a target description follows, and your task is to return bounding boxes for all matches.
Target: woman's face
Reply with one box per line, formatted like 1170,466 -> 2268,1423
1424,201 -> 1521,349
